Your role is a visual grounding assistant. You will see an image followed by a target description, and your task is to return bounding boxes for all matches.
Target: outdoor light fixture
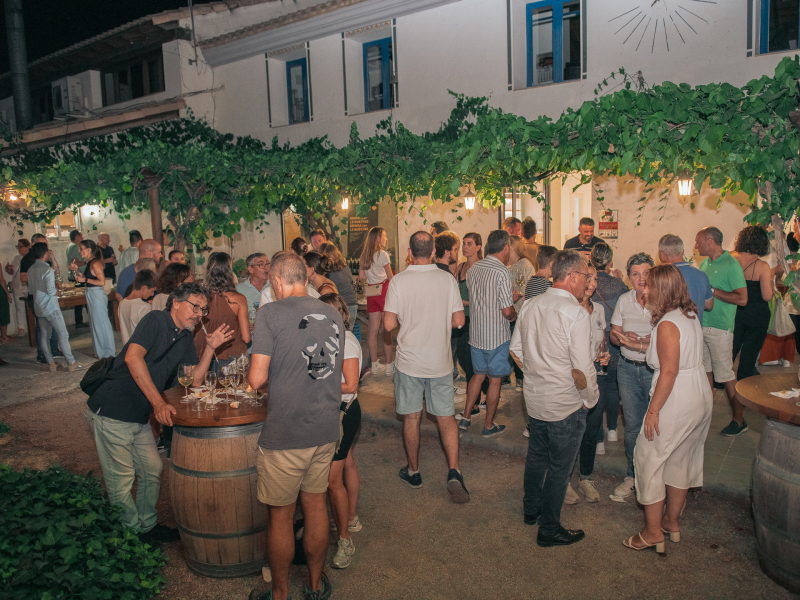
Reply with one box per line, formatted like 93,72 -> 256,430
341,196 -> 349,210
678,173 -> 693,197
9,194 -> 16,201
464,188 -> 476,213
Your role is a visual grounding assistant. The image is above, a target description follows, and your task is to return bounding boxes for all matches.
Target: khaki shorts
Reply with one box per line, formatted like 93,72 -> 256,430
256,442 -> 337,506
702,327 -> 735,383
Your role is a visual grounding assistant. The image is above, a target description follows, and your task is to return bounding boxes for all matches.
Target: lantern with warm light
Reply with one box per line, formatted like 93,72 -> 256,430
677,174 -> 693,197
464,188 -> 476,214
341,196 -> 349,210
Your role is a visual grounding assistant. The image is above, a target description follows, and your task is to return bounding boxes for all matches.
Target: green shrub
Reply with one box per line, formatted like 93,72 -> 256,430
0,421 -> 10,437
233,257 -> 247,279
0,465 -> 166,600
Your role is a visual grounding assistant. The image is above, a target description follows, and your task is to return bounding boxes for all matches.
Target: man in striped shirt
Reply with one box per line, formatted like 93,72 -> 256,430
459,230 -> 517,437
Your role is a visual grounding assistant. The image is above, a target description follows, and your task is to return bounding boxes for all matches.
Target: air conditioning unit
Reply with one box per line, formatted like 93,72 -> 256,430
52,71 -> 100,118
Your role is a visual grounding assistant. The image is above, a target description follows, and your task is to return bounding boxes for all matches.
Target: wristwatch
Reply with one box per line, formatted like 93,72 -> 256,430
710,287 -> 716,297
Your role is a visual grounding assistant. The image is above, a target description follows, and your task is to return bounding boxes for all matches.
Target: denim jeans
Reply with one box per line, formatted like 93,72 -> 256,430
84,408 -> 163,532
616,358 -> 654,478
524,408 -> 587,536
596,364 -> 620,442
579,362 -> 608,478
454,317 -> 488,400
28,296 -> 58,359
39,311 -> 74,364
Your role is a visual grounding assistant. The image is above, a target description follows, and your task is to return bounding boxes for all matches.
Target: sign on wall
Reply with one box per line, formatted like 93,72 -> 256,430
347,204 -> 378,259
599,209 -> 618,240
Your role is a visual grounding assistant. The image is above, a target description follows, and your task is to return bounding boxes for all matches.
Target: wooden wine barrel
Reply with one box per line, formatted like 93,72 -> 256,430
752,419 -> 800,593
170,421 -> 267,578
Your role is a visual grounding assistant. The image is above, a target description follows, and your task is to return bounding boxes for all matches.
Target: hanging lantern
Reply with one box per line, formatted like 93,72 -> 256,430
678,174 -> 693,197
464,188 -> 476,213
341,196 -> 349,210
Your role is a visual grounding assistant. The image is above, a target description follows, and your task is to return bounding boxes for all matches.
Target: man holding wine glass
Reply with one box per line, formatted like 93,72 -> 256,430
84,282 -> 234,546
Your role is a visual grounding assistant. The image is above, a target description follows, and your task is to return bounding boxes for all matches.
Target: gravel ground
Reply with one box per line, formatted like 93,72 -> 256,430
0,381 -> 794,600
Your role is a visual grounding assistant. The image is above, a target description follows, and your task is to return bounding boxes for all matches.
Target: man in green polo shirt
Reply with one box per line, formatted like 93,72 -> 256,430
696,226 -> 748,436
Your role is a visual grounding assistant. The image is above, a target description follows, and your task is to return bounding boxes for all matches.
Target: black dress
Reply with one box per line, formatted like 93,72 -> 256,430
732,259 -> 770,380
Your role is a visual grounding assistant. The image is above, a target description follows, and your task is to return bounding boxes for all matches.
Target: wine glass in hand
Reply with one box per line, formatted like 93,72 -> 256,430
178,364 -> 194,402
597,337 -> 610,376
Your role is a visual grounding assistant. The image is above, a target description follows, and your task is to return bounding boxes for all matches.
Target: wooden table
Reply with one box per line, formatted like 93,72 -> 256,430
736,373 -> 800,593
162,385 -> 268,578
26,289 -> 120,347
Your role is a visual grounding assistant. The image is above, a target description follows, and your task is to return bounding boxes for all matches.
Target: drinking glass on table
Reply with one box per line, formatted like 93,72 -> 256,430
219,365 -> 232,402
178,364 -> 194,402
205,371 -> 217,404
229,368 -> 241,400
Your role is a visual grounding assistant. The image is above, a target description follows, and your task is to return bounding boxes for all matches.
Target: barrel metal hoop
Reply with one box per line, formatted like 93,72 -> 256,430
754,512 -> 800,545
177,522 -> 267,540
755,452 -> 800,486
184,554 -> 265,578
170,462 -> 257,479
174,421 -> 264,439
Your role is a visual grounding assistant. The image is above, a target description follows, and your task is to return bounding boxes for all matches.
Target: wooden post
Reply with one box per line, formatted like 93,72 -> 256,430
148,186 -> 162,244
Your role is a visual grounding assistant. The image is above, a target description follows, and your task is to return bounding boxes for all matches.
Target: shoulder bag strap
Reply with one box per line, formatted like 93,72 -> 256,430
593,288 -> 613,314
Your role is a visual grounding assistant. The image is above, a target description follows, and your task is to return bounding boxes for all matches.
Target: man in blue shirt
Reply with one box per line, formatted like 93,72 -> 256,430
658,234 -> 713,324
115,239 -> 162,301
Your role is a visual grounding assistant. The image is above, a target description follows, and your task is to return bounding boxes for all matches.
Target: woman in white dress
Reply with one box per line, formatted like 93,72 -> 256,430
624,265 -> 713,554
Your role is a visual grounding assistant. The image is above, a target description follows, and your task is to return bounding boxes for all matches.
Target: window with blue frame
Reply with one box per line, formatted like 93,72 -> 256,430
363,37 -> 394,112
526,1 -> 581,87
761,0 -> 799,54
286,58 -> 309,124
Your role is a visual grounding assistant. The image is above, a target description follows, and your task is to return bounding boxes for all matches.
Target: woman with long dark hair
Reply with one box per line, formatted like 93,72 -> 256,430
70,239 -> 116,358
151,262 -> 193,311
624,265 -> 712,553
320,242 -> 360,341
193,252 -> 250,374
359,227 -> 394,376
304,252 -> 339,296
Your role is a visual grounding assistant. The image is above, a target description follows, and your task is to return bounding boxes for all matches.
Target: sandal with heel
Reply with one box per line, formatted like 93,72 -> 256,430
623,533 -> 665,555
661,528 -> 680,543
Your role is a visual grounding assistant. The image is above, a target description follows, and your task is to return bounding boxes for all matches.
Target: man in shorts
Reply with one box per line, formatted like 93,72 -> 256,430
249,251 -> 344,600
695,227 -> 749,436
383,232 -> 469,502
459,230 -> 517,437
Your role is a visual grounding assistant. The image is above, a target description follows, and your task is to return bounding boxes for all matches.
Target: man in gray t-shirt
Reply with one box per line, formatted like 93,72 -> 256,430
248,251 -> 342,600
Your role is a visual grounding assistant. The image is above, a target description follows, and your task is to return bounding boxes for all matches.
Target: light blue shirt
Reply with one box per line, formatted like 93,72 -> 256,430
28,259 -> 60,317
236,279 -> 265,311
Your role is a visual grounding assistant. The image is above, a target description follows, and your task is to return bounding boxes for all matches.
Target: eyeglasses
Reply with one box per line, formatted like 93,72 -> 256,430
253,262 -> 270,268
183,299 -> 208,316
572,271 -> 590,279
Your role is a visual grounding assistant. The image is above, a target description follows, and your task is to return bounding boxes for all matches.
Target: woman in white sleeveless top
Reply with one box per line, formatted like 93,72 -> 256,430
624,265 -> 713,554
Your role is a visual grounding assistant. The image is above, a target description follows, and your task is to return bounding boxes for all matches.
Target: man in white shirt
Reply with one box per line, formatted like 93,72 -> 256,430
510,250 -> 598,547
383,232 -> 469,503
119,270 -> 157,345
118,231 -> 142,273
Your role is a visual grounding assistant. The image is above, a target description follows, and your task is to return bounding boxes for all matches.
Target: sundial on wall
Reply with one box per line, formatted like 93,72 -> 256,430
609,0 -> 718,53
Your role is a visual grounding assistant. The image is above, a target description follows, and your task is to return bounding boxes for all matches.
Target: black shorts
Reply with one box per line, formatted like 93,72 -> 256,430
333,399 -> 361,462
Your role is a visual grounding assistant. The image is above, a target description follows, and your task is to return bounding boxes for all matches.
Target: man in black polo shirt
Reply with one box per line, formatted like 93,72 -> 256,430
563,217 -> 603,257
84,282 -> 233,544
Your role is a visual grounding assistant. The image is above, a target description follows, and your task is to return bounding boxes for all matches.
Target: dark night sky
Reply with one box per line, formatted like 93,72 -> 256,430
0,0 -> 189,73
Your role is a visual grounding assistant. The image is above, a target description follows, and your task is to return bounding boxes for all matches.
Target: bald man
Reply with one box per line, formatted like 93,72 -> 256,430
98,232 -> 118,284
116,239 -> 162,301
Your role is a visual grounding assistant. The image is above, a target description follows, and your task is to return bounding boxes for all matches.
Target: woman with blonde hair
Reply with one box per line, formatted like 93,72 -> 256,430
318,292 -> 363,569
624,265 -> 712,553
193,252 -> 250,375
359,227 -> 394,376
320,242 -> 361,342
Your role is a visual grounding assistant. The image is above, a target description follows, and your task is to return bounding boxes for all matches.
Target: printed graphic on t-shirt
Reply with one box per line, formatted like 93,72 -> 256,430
299,314 -> 341,379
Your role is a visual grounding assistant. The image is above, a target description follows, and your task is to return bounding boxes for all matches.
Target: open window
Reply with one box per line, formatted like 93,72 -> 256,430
266,44 -> 312,127
44,209 -> 82,239
363,38 -> 394,112
343,21 -> 397,116
526,1 -> 581,87
287,58 -> 310,124
760,0 -> 800,54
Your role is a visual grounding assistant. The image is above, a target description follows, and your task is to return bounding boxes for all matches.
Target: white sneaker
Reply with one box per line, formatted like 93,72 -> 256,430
613,476 -> 635,498
578,478 -> 600,503
596,442 -> 605,455
371,361 -> 385,375
780,358 -> 792,368
563,483 -> 580,505
523,425 -> 530,438
453,386 -> 466,395
384,362 -> 395,376
332,537 -> 355,569
348,516 -> 363,532
761,360 -> 780,366
607,429 -> 618,442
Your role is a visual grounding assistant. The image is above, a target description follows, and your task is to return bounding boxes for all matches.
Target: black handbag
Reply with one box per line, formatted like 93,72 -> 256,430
80,337 -> 183,396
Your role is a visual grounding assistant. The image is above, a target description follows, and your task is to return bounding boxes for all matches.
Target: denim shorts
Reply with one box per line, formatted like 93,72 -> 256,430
394,371 -> 455,416
470,340 -> 513,378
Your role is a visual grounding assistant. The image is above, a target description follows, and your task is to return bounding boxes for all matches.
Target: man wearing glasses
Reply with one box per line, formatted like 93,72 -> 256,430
84,282 -> 233,546
510,250 -> 599,548
236,252 -> 270,313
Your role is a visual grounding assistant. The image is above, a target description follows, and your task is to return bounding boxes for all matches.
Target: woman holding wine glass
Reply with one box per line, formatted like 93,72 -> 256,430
572,264 -> 611,504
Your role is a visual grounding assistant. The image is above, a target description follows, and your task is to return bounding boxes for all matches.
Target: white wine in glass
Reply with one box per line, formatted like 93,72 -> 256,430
178,364 -> 194,402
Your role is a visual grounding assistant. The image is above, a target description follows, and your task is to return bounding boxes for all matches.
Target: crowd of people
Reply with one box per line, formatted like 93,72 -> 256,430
4,215 -> 795,600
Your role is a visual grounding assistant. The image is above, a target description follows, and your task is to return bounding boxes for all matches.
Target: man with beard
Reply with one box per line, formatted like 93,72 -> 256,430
84,282 -> 233,545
